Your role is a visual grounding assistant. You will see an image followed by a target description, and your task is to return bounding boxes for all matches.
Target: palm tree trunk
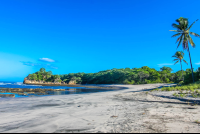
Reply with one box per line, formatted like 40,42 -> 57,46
188,46 -> 195,83
180,60 -> 184,81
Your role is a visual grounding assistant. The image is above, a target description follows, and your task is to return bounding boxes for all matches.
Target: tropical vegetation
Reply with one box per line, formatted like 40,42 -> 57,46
172,51 -> 188,81
27,68 -> 62,83
152,81 -> 200,98
170,17 -> 200,83
26,66 -> 200,85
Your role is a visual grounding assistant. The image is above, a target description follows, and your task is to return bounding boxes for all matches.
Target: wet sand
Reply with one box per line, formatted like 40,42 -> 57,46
0,84 -> 200,133
24,83 -> 126,89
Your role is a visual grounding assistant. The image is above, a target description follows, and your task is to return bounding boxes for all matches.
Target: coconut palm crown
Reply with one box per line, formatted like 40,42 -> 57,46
170,17 -> 199,50
172,51 -> 188,65
170,17 -> 200,83
172,51 -> 188,81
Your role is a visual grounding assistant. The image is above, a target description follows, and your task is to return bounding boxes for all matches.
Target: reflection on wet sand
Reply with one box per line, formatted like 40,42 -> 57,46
0,87 -> 119,98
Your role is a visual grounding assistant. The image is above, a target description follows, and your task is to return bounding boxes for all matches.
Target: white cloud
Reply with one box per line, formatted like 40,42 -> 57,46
39,58 -> 55,62
157,63 -> 173,67
195,62 -> 200,65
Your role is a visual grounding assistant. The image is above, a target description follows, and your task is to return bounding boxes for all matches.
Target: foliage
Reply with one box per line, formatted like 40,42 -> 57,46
27,68 -> 61,82
60,66 -> 200,84
27,66 -> 200,85
170,17 -> 200,83
60,66 -> 176,84
172,51 -> 187,65
170,17 -> 199,50
178,81 -> 184,86
153,81 -> 200,98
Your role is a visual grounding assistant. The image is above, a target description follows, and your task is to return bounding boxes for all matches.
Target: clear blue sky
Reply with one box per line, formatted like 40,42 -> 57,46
0,0 -> 200,82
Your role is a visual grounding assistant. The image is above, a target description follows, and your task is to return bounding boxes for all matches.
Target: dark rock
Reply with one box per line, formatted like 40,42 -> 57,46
0,94 -> 15,98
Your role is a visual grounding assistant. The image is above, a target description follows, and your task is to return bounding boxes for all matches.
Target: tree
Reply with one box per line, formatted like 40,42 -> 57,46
160,66 -> 173,73
37,72 -> 43,81
170,17 -> 200,83
169,73 -> 175,82
138,71 -> 149,83
40,68 -> 46,73
172,51 -> 188,81
32,74 -> 37,80
45,72 -> 52,79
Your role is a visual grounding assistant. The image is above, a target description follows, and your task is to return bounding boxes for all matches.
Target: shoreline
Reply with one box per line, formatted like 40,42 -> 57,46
23,83 -> 130,89
0,84 -> 127,98
25,84 -> 127,89
23,83 -> 174,89
0,84 -> 199,133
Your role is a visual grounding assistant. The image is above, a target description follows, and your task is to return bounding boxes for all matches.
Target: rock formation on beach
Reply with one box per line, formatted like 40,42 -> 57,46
23,68 -> 76,85
23,77 -> 76,85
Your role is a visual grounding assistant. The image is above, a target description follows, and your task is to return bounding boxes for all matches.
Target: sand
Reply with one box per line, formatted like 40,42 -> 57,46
0,83 -> 200,133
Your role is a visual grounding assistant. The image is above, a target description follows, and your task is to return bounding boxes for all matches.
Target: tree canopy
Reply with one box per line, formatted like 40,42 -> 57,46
26,66 -> 200,85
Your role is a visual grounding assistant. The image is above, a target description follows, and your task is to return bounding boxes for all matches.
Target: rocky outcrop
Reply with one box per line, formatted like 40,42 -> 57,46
68,80 -> 76,85
23,77 -> 75,85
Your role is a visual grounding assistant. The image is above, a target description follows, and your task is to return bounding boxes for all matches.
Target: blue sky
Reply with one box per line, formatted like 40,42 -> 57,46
0,0 -> 200,82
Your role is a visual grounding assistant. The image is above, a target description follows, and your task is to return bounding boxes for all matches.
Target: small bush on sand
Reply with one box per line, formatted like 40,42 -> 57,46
178,81 -> 184,86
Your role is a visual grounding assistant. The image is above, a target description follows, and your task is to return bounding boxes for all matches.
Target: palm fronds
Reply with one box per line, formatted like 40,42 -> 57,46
190,32 -> 200,38
170,17 -> 199,49
174,61 -> 179,65
176,34 -> 183,49
188,35 -> 196,48
183,59 -> 188,65
171,33 -> 181,38
172,51 -> 187,65
187,19 -> 199,30
173,59 -> 179,61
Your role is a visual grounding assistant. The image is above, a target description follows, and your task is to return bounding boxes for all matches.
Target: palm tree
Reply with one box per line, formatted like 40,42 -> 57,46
170,17 -> 200,83
172,51 -> 188,81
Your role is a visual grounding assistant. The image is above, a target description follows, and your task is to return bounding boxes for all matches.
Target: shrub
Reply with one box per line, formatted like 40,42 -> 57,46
127,80 -> 135,84
153,88 -> 159,91
179,93 -> 186,98
178,81 -> 184,86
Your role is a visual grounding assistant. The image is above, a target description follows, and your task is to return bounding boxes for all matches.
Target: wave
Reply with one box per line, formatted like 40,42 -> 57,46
0,83 -> 6,85
0,82 -> 23,85
25,85 -> 42,86
14,82 -> 23,85
6,83 -> 12,85
13,82 -> 42,86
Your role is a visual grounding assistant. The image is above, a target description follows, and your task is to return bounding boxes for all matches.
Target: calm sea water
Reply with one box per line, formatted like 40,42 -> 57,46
0,81 -> 119,98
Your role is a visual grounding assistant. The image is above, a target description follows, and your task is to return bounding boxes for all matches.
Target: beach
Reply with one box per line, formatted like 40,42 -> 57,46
0,83 -> 200,133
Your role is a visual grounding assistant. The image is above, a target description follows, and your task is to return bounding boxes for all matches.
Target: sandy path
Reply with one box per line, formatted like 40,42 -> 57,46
0,84 -> 200,133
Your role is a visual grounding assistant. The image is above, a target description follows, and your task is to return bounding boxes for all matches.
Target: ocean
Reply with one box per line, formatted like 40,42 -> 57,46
0,81 -> 118,98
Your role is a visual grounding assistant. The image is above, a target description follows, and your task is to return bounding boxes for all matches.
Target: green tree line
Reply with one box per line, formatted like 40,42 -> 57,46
26,66 -> 200,85
59,66 -> 200,84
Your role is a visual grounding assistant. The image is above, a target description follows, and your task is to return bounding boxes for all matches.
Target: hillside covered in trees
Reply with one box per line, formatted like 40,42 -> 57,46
25,66 -> 200,85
